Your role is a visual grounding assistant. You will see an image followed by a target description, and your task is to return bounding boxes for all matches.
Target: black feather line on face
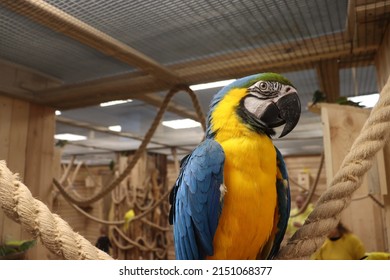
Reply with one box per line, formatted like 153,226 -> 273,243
236,98 -> 276,137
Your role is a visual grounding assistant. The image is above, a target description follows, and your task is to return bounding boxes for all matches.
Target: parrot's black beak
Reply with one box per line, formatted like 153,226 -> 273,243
276,92 -> 301,138
240,86 -> 301,138
256,91 -> 301,138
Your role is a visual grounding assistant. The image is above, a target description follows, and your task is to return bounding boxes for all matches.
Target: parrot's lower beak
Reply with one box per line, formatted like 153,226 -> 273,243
276,92 -> 301,138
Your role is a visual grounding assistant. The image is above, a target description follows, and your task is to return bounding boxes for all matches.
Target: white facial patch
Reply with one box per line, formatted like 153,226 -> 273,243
244,96 -> 271,118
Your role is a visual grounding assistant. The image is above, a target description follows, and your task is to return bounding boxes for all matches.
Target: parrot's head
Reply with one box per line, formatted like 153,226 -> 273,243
206,73 -> 301,138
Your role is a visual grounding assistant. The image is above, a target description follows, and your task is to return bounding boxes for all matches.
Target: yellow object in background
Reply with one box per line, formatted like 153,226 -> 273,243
123,209 -> 135,231
364,252 -> 390,260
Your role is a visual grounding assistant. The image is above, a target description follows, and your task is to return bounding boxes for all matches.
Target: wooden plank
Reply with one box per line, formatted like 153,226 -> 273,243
21,105 -> 55,259
0,98 -> 31,244
1,99 -> 30,244
0,59 -> 62,102
281,154 -> 327,203
0,95 -> 12,162
22,104 -> 45,259
0,95 -> 12,244
24,104 -> 44,197
375,23 -> 390,90
7,99 -> 30,178
356,0 -> 390,23
37,106 -> 55,202
316,60 -> 340,103
383,143 -> 390,250
321,103 -> 386,252
345,0 -> 357,43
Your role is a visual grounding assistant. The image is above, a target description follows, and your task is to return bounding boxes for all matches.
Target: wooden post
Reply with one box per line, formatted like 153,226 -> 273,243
321,103 -> 387,252
316,59 -> 340,103
0,96 -> 55,259
375,22 -> 390,251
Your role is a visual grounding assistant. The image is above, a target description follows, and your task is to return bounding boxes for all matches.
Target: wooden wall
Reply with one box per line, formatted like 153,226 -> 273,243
375,22 -> 390,253
284,154 -> 327,204
0,95 -> 55,259
321,103 -> 387,252
375,23 -> 390,90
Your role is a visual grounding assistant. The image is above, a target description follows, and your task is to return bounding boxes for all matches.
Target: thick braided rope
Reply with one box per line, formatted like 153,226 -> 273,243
277,77 -> 390,259
52,85 -> 206,207
0,161 -> 113,260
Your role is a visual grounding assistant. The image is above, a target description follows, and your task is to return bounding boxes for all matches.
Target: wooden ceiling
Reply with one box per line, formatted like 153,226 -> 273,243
0,0 -> 389,118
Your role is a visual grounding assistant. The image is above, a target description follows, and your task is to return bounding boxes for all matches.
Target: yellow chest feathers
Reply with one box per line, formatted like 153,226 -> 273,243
208,89 -> 278,259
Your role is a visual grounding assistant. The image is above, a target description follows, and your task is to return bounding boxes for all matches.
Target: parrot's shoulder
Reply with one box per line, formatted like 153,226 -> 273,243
169,138 -> 225,224
177,139 -> 225,177
169,138 -> 225,259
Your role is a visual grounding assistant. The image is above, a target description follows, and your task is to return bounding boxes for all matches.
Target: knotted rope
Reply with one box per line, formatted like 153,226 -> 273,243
0,161 -> 112,260
276,76 -> 390,259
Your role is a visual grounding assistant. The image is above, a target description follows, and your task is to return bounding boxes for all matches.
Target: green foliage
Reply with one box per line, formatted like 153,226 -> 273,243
109,160 -> 115,171
0,240 -> 36,257
312,90 -> 326,104
335,96 -> 364,108
55,139 -> 68,147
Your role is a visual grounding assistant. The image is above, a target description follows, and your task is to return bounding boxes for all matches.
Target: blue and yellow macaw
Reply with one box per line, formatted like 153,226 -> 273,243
169,73 -> 301,259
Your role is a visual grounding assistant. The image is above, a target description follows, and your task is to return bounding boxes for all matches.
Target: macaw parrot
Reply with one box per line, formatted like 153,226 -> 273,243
169,73 -> 301,260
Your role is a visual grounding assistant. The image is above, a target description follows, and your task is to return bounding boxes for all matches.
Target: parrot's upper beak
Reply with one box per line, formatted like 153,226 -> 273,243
257,91 -> 301,138
276,92 -> 301,137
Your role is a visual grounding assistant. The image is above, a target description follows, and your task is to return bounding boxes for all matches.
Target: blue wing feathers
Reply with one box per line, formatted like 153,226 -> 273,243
169,139 -> 225,259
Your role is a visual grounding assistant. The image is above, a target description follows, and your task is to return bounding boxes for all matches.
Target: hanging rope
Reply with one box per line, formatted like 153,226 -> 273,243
276,77 -> 390,259
66,186 -> 172,227
52,85 -> 205,208
290,152 -> 324,218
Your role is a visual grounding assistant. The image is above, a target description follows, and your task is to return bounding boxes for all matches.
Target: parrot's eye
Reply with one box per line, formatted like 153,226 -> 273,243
259,82 -> 268,90
258,81 -> 281,94
248,81 -> 281,97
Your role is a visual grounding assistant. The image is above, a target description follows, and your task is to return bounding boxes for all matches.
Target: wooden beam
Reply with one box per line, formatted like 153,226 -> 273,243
345,0 -> 357,43
0,0 -> 180,85
375,23 -> 390,90
140,94 -> 202,121
0,59 -> 62,101
56,116 -> 196,151
316,59 -> 340,103
355,0 -> 390,23
351,0 -> 390,47
35,31 -> 377,109
56,116 -> 164,146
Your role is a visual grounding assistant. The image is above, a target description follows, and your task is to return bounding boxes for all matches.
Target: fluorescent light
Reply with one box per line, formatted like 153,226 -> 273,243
162,118 -> 201,129
55,110 -> 61,116
190,79 -> 236,91
54,133 -> 87,141
108,125 -> 122,132
348,93 -> 379,108
100,99 -> 132,107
